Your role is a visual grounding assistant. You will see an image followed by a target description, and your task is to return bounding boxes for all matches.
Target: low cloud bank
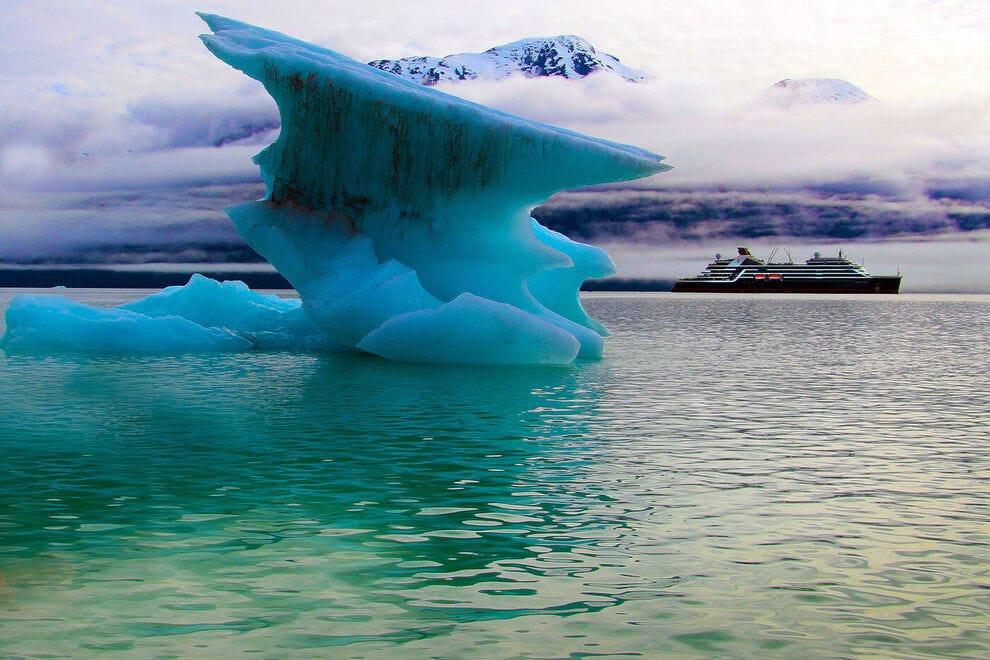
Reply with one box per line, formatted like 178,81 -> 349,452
535,188 -> 990,243
1,53 -> 988,274
0,183 -> 265,265
442,73 -> 990,190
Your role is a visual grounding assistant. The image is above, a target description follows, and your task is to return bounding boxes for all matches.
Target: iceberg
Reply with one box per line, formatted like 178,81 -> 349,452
196,14 -> 669,364
118,274 -> 339,350
1,287 -> 252,353
0,15 -> 669,363
0,275 -> 336,353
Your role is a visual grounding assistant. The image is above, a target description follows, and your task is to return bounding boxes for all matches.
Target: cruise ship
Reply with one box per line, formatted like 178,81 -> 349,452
672,247 -> 901,293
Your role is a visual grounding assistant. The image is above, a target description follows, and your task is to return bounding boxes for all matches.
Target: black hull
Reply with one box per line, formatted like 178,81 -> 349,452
672,276 -> 901,294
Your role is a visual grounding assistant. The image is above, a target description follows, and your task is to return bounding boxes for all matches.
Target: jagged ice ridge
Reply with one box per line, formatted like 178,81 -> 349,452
367,35 -> 648,85
1,15 -> 669,364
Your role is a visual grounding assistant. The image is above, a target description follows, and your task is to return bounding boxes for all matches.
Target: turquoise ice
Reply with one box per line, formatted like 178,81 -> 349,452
198,14 -> 668,363
0,275 -> 336,352
1,15 -> 668,363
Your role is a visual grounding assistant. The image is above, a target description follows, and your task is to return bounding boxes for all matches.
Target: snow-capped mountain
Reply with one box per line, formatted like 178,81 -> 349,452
763,79 -> 875,107
367,36 -> 648,85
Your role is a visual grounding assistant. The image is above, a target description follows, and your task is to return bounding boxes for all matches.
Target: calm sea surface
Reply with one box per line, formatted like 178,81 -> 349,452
1,289 -> 988,658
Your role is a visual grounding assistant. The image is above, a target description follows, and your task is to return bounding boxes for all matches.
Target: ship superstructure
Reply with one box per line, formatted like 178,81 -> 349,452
672,247 -> 901,293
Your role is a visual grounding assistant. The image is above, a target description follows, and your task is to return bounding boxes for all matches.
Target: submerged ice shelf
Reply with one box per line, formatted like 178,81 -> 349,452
1,15 -> 669,364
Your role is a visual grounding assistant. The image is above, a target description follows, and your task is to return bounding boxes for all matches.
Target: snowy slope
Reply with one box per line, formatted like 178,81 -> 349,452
368,36 -> 648,85
764,79 -> 875,107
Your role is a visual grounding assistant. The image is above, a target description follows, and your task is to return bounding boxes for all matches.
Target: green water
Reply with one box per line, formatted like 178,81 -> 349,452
1,291 -> 988,658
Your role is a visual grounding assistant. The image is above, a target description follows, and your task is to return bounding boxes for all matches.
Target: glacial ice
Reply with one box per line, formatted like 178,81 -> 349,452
0,275 -> 336,353
0,15 -> 668,363
119,274 -> 339,350
196,14 -> 668,364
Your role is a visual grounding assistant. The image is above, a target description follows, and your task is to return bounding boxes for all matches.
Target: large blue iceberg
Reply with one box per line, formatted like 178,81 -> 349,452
1,15 -> 669,364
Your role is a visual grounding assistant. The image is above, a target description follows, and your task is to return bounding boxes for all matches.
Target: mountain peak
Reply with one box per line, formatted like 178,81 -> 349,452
368,36 -> 648,86
764,79 -> 875,107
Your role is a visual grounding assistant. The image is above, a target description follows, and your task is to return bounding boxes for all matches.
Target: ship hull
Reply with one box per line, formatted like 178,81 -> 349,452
672,275 -> 901,294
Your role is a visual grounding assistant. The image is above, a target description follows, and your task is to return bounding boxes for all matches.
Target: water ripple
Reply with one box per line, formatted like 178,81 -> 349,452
1,291 -> 988,657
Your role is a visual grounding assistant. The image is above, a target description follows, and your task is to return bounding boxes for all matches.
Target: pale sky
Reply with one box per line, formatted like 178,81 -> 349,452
3,0 -> 986,167
3,1 -> 986,107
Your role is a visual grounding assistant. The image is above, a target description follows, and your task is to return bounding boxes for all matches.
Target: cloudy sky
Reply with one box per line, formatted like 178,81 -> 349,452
1,1 -> 988,288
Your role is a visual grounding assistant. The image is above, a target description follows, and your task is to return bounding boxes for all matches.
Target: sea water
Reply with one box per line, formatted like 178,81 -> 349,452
1,289 -> 988,658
